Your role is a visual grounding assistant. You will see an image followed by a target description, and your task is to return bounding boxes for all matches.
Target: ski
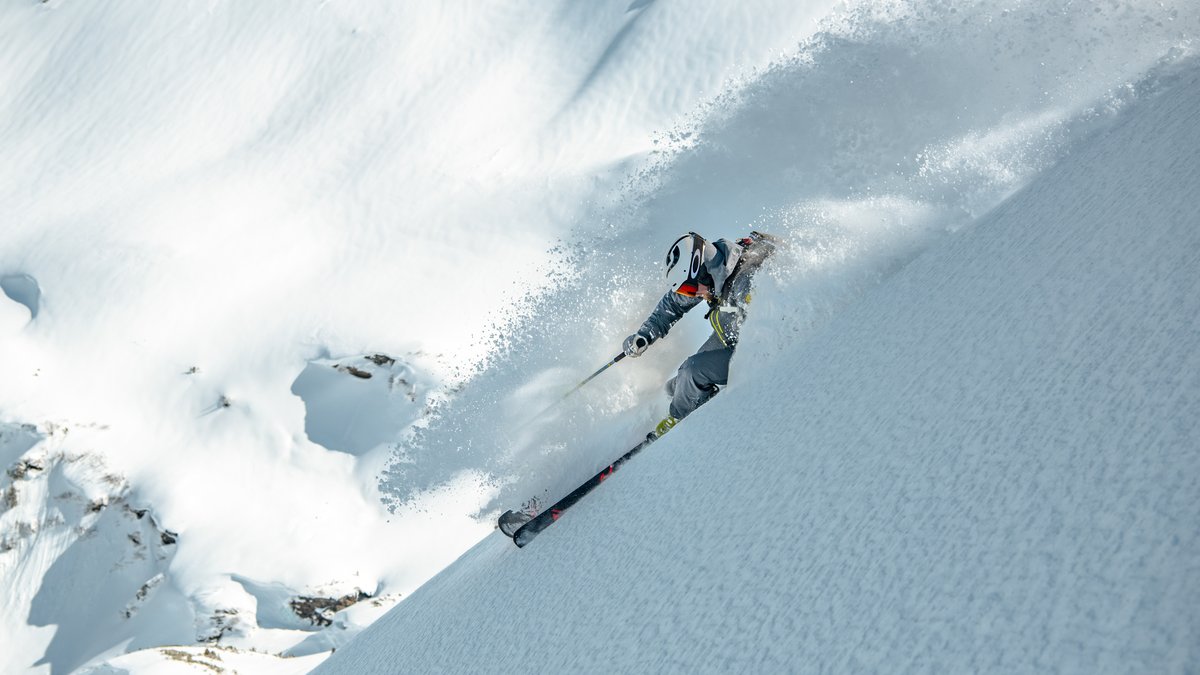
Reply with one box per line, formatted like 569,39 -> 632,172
509,433 -> 658,548
497,509 -> 532,537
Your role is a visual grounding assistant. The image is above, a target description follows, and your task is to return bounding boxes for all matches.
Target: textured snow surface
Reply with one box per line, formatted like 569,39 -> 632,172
319,61 -> 1200,674
2,0 -> 1198,672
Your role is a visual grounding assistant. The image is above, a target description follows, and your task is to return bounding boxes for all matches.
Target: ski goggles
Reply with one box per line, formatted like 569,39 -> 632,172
665,232 -> 707,297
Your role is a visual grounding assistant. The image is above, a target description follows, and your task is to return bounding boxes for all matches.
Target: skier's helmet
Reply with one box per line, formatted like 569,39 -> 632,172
665,232 -> 709,297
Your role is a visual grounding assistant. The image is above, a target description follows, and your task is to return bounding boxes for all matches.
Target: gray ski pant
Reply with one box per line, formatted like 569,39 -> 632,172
665,333 -> 733,420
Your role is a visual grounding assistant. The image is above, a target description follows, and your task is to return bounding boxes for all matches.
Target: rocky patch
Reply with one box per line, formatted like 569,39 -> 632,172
291,590 -> 372,627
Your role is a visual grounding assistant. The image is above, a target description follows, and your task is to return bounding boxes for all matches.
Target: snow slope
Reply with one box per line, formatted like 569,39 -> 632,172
378,0 -> 1200,520
2,0 -> 1197,672
1,0 -> 840,671
319,57 -> 1200,673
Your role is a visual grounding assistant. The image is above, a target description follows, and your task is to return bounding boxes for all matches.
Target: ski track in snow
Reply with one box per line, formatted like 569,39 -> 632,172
1,0 -> 1198,672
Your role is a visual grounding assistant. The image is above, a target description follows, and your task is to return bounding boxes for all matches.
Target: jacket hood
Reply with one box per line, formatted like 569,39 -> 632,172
705,239 -> 743,296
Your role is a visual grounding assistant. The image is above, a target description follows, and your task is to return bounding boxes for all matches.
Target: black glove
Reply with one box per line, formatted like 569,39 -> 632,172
623,333 -> 650,358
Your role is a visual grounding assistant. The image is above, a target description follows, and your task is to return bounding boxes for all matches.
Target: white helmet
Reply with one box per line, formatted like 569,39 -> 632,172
664,232 -> 712,297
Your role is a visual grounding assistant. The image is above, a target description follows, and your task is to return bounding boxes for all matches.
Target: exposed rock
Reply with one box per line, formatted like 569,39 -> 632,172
343,366 -> 372,379
161,648 -> 225,674
290,590 -> 371,627
7,458 -> 45,481
366,353 -> 396,367
202,609 -> 245,643
123,573 -> 166,619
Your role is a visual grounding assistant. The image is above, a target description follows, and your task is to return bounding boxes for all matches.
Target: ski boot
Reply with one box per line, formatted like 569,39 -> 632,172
650,415 -> 678,440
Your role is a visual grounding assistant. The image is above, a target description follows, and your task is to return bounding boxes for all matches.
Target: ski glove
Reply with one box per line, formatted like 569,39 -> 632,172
623,333 -> 650,358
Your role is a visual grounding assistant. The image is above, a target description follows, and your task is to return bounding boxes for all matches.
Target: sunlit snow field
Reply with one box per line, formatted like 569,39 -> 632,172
1,0 -> 1197,673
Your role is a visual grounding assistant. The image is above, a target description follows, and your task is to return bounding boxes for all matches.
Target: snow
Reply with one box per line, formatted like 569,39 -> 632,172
1,274 -> 40,320
1,0 -> 1197,672
82,646 -> 325,675
319,57 -> 1200,672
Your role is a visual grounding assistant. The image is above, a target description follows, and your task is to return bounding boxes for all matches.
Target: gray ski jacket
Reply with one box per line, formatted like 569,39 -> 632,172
636,235 -> 776,350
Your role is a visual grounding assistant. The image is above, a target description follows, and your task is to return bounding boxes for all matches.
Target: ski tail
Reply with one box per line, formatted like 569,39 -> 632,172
509,433 -> 657,548
497,510 -> 532,537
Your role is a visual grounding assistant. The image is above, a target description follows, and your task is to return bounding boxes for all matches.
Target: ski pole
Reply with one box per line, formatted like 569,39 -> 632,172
563,352 -> 626,397
526,352 -> 626,424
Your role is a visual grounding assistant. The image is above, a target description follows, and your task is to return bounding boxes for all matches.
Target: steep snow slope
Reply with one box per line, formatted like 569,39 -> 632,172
318,58 -> 1200,674
381,0 -> 1199,533
0,0 -> 842,671
3,0 -> 1197,671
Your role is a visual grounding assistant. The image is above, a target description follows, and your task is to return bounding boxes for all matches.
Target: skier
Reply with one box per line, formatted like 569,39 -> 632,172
623,231 -> 779,438
498,231 -> 780,545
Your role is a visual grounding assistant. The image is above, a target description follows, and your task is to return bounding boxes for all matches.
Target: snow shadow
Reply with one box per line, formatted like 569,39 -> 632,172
291,353 -> 429,456
0,270 -> 40,317
26,464 -> 184,675
0,273 -> 41,319
0,423 -> 40,470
